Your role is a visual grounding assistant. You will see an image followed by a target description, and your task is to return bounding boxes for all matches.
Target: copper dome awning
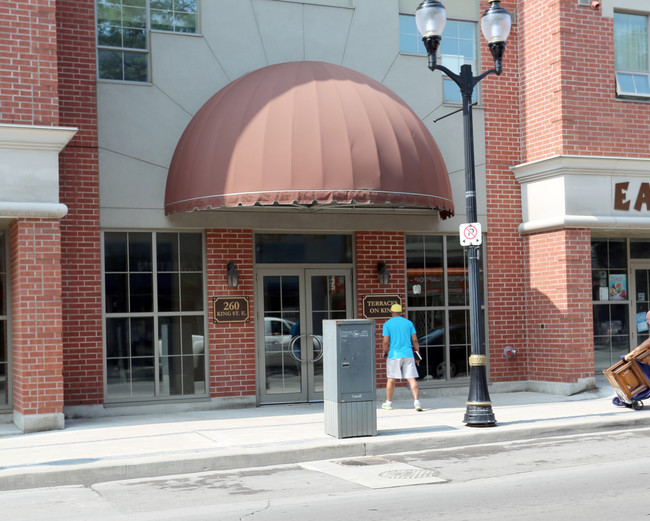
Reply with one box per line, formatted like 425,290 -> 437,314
165,61 -> 454,218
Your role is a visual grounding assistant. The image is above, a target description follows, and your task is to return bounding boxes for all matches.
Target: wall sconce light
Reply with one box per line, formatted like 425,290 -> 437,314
377,262 -> 390,285
227,262 -> 239,288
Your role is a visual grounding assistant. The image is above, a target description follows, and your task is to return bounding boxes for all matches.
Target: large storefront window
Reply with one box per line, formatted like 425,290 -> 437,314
406,235 -> 484,382
104,231 -> 206,402
0,231 -> 7,409
592,237 -> 650,371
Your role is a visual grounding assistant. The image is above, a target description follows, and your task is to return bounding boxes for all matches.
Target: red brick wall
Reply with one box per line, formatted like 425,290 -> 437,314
10,219 -> 64,416
355,231 -> 405,390
484,1 -> 622,384
526,229 -> 593,382
518,1 -> 650,161
483,0 -> 528,381
56,0 -> 103,405
0,0 -> 59,125
206,229 -> 256,398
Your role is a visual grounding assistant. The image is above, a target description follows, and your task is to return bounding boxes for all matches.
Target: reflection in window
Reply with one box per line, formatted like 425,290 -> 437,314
614,12 -> 650,98
104,231 -> 205,401
406,235 -> 484,382
398,15 -> 478,103
255,234 -> 352,264
96,0 -> 198,82
591,237 -> 630,371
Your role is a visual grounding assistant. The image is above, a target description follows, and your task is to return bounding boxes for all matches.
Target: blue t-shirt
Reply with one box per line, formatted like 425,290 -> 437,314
382,316 -> 416,359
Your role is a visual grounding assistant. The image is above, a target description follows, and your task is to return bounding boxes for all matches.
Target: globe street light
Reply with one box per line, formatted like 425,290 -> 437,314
416,0 -> 511,426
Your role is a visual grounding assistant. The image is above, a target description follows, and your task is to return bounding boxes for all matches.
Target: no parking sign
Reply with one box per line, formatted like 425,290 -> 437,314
459,222 -> 482,246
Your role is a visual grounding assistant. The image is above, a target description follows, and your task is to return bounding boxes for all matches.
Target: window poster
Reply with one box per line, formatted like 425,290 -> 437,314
608,274 -> 627,301
637,312 -> 649,333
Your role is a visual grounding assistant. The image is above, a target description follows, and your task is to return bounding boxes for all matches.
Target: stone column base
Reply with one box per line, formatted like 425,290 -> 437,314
14,411 -> 64,433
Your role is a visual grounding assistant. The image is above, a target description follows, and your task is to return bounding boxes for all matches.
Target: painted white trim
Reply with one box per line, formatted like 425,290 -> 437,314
512,154 -> 650,183
603,0 -> 649,18
0,124 -> 77,152
0,202 -> 68,219
518,214 -> 650,234
513,155 -> 650,234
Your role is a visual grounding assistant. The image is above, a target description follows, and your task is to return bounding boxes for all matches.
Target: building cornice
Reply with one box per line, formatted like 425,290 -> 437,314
0,123 -> 78,152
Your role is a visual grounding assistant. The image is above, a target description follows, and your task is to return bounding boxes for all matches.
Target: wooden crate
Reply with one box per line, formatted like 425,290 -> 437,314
603,359 -> 650,402
631,339 -> 650,366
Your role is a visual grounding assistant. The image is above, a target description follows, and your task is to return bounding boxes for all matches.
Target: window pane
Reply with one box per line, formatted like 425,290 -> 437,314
160,316 -> 182,356
447,240 -> 468,306
131,357 -> 155,398
151,10 -> 173,31
123,28 -> 147,49
180,273 -> 203,311
174,13 -> 197,33
98,49 -> 123,80
449,309 -> 470,379
180,233 -> 202,271
106,317 -> 129,358
614,12 -> 648,72
97,2 -> 122,25
157,233 -> 179,272
635,74 -> 650,95
107,358 -> 131,399
97,24 -> 122,47
130,273 -> 153,312
105,273 -> 128,313
105,232 -> 128,271
0,275 -> 5,316
591,239 -> 608,269
608,238 -> 627,269
151,0 -> 173,9
255,234 -> 352,263
123,51 -> 148,82
123,6 -> 147,29
0,362 -> 6,407
131,317 -> 154,357
398,14 -> 425,55
158,272 -> 180,312
176,0 -> 197,14
129,232 -> 152,272
631,238 -> 650,259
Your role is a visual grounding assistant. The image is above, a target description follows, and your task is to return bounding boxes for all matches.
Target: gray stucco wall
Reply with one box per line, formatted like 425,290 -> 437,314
97,0 -> 485,233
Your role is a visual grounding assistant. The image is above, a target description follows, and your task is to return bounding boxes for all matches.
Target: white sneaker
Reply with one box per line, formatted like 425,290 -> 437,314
414,401 -> 423,411
382,401 -> 393,410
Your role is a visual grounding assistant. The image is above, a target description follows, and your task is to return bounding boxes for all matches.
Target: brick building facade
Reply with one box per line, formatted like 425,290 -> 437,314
1,0 -> 649,432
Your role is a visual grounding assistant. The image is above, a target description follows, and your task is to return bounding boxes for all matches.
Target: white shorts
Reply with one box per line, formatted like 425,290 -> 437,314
386,357 -> 419,379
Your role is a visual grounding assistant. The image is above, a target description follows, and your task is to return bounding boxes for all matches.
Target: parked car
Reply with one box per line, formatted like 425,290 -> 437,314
417,325 -> 469,380
264,317 -> 324,374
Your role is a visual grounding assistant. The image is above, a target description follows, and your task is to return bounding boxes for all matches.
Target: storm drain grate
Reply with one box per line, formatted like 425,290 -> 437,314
379,468 -> 439,480
336,457 -> 391,467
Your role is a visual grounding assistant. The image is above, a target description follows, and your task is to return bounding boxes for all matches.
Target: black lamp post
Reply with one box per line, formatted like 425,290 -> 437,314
416,0 -> 511,426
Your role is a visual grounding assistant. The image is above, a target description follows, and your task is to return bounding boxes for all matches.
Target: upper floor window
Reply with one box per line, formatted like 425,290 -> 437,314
399,14 -> 477,104
96,0 -> 198,83
614,12 -> 650,98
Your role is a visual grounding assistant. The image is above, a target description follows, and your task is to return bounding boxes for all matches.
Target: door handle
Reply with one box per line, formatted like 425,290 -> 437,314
289,335 -> 308,363
309,334 -> 324,363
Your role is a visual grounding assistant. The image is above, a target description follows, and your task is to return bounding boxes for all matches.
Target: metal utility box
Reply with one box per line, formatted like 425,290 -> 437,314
323,319 -> 376,438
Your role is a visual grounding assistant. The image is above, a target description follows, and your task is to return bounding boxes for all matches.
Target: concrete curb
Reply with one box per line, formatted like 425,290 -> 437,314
2,407 -> 649,491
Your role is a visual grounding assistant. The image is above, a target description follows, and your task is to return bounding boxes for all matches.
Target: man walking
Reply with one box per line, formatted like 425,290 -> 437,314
381,303 -> 423,411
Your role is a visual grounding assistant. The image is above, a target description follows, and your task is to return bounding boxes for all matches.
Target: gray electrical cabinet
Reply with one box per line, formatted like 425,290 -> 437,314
323,319 -> 376,438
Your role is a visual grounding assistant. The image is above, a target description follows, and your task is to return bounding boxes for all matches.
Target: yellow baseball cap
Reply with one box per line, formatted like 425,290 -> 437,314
390,303 -> 402,313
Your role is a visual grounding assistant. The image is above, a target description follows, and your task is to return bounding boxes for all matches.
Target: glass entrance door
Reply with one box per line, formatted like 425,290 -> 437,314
257,268 -> 351,404
631,264 -> 650,348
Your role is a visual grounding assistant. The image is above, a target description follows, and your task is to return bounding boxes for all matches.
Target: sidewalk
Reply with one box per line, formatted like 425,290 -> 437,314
1,380 -> 649,491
